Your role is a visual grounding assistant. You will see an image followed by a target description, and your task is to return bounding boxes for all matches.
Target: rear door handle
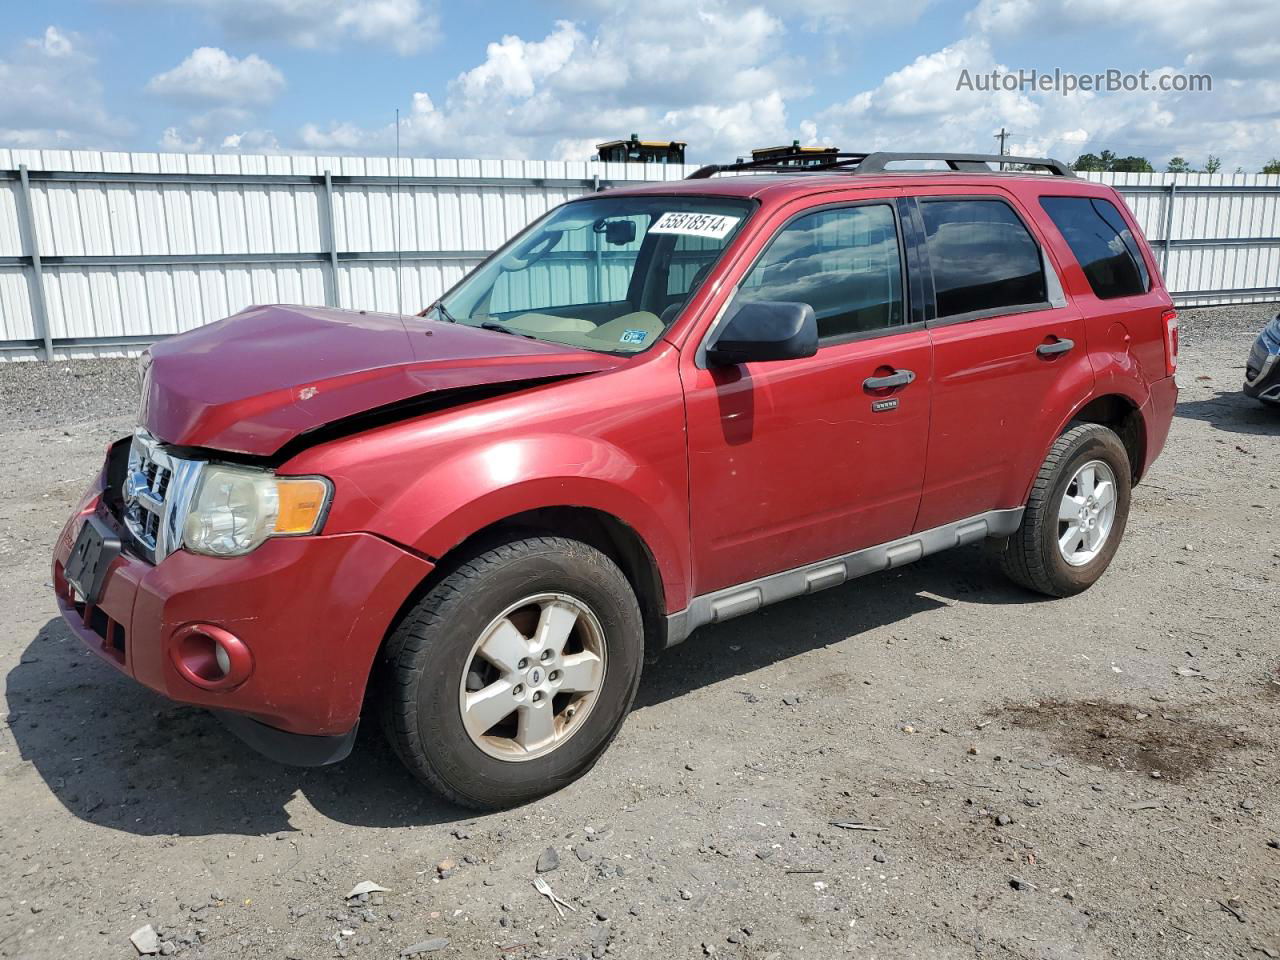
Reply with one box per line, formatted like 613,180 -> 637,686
862,369 -> 916,391
1036,338 -> 1075,357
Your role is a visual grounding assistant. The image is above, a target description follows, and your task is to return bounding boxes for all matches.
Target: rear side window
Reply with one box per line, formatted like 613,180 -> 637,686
737,203 -> 904,339
919,199 -> 1048,318
1039,196 -> 1150,299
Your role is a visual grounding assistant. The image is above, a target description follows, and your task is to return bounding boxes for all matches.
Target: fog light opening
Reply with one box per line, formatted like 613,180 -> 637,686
172,624 -> 252,690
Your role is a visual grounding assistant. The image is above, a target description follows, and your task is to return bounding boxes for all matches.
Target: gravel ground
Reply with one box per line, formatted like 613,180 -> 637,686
1,304 -> 1278,960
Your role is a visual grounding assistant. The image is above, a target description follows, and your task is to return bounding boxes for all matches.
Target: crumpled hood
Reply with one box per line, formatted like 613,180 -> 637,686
139,304 -> 625,456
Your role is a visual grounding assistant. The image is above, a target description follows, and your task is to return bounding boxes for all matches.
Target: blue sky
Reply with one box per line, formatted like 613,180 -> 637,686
3,1 -> 1278,171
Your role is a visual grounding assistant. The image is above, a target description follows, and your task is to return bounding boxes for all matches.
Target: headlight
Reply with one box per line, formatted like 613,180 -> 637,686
182,464 -> 331,557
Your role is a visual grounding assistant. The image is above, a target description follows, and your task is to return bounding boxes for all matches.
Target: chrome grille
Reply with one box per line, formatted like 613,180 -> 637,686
123,430 -> 204,564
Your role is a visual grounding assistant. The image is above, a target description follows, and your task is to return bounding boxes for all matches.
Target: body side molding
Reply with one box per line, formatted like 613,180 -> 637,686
662,507 -> 1025,647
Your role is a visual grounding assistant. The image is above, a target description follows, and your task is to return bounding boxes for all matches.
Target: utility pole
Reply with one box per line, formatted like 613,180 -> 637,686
995,127 -> 1009,170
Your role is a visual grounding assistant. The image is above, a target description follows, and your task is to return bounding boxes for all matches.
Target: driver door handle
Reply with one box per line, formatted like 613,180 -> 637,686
1036,337 -> 1075,357
863,369 -> 916,391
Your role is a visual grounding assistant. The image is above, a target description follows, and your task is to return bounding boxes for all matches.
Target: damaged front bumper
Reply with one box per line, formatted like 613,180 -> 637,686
51,463 -> 434,764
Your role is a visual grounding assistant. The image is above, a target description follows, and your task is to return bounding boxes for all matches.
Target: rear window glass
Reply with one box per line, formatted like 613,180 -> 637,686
1039,196 -> 1150,299
919,199 -> 1047,318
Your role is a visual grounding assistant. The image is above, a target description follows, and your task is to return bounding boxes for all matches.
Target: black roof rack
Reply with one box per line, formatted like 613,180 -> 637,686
688,152 -> 869,179
687,151 -> 1073,179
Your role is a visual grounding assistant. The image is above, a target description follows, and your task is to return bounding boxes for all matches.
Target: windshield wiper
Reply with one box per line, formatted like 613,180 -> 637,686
428,301 -> 458,323
480,321 -> 536,340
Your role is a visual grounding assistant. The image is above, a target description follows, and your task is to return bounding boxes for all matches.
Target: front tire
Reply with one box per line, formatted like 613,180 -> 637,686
377,535 -> 643,809
1001,423 -> 1132,597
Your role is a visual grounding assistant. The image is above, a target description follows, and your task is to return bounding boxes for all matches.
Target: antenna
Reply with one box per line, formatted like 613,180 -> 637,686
395,107 -> 404,316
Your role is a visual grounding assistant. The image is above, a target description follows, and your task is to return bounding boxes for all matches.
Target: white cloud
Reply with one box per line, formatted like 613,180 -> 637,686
147,47 -> 284,105
456,25 -> 582,103
219,128 -> 281,151
147,48 -> 286,154
160,126 -> 205,151
135,0 -> 439,55
119,0 -> 1280,173
815,38 -> 1042,152
808,27 -> 1280,172
774,0 -> 938,31
0,27 -> 133,148
154,105 -> 284,154
296,1 -> 806,161
39,25 -> 74,58
971,0 -> 1280,75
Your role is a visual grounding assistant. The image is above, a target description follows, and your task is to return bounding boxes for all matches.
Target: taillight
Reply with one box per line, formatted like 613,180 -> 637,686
1161,309 -> 1179,376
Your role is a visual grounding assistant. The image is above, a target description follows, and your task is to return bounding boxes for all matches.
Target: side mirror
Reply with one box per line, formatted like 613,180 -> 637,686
706,300 -> 818,366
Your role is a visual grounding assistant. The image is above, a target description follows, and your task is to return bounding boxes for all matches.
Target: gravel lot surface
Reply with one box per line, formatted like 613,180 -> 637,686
1,305 -> 1278,960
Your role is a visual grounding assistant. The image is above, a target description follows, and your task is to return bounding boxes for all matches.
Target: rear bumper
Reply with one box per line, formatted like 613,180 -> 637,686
52,474 -> 434,741
1138,374 -> 1178,478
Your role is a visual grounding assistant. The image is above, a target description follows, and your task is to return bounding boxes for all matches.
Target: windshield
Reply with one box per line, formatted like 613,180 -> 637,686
428,195 -> 754,354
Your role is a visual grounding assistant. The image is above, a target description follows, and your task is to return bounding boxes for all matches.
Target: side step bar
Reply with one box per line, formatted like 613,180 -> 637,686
663,508 -> 1024,647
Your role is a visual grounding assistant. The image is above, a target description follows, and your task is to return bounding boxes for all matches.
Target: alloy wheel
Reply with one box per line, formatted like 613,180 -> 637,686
457,593 -> 607,761
1056,459 -> 1118,566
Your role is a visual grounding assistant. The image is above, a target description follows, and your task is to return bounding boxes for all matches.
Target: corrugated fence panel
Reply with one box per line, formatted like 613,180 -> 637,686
1082,171 -> 1280,307
0,154 -> 1276,358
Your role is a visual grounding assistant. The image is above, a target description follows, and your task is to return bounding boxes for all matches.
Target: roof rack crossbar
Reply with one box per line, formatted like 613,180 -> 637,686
686,150 -> 1073,179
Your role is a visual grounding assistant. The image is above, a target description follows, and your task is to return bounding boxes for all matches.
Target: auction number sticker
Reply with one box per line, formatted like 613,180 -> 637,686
650,211 -> 740,240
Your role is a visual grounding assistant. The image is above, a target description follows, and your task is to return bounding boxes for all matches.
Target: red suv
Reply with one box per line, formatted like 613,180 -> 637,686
53,152 -> 1178,809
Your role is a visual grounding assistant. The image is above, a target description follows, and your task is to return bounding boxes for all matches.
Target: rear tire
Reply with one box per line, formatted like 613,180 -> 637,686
377,535 -> 643,809
1001,423 -> 1132,597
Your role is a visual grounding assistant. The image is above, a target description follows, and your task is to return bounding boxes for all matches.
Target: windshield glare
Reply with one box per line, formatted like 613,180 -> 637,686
433,196 -> 753,354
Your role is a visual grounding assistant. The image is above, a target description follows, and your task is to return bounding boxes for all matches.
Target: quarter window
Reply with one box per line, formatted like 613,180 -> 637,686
1039,195 -> 1150,299
737,204 -> 904,339
919,199 -> 1048,318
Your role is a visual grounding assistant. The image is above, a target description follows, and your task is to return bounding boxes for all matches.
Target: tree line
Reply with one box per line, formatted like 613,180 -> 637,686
1071,150 -> 1280,175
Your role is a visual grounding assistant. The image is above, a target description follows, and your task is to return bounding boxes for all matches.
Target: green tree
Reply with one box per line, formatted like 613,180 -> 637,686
1072,149 -> 1153,173
1202,154 -> 1222,173
1111,155 -> 1154,173
1166,156 -> 1192,173
1262,159 -> 1280,174
1072,152 -> 1107,172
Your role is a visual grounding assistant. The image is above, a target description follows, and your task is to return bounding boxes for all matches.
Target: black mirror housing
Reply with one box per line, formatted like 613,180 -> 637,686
594,218 -> 637,246
706,300 -> 818,365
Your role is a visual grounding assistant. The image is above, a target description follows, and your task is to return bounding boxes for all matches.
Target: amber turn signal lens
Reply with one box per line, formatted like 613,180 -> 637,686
273,478 -> 330,535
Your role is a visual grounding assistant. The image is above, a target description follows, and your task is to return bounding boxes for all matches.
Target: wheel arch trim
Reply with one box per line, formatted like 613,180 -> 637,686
1041,389 -> 1149,491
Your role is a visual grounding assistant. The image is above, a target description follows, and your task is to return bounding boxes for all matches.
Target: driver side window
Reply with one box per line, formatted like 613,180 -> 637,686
738,204 -> 905,340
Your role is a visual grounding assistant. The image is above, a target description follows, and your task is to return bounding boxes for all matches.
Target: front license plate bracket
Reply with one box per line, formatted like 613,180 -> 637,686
64,515 -> 122,606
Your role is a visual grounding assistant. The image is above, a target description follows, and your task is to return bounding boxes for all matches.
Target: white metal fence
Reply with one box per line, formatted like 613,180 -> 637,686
1,149 -> 1278,360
